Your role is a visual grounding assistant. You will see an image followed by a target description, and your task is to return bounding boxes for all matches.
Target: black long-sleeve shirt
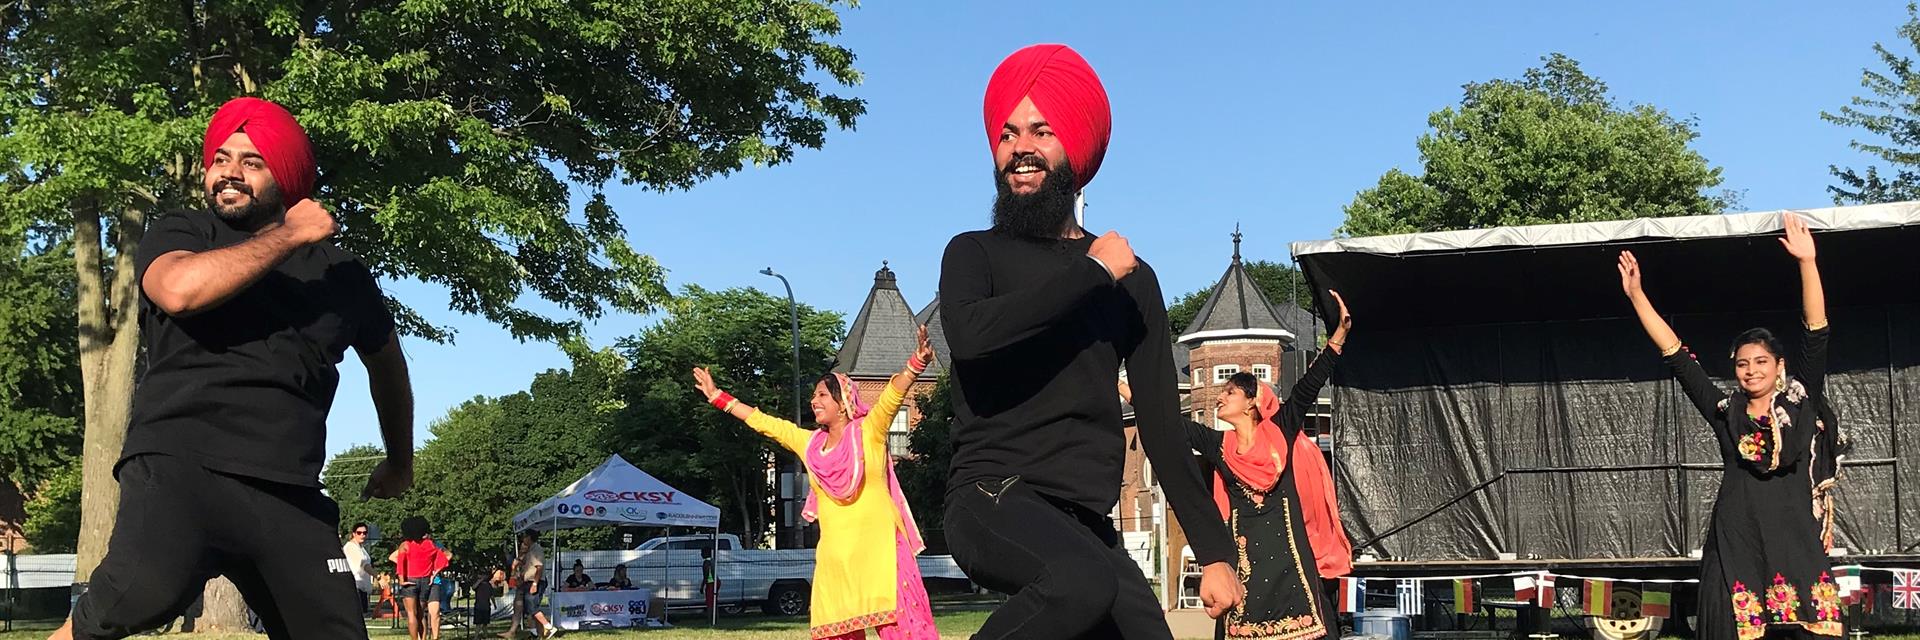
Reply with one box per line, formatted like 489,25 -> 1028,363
938,229 -> 1233,565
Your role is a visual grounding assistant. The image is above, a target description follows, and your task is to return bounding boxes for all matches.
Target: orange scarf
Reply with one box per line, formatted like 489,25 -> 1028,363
1290,429 -> 1353,577
1213,383 -> 1286,520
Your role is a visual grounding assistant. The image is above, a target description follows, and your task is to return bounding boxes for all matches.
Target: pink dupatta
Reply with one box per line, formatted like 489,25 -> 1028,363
801,373 -> 925,553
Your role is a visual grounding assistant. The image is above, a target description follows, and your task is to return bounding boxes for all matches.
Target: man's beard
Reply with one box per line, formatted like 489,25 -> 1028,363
208,179 -> 284,228
991,160 -> 1079,239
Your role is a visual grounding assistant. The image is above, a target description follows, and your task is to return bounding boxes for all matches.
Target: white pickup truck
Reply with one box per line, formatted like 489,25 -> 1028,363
559,534 -> 969,616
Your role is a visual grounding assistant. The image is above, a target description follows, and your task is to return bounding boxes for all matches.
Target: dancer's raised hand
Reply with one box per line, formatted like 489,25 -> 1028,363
1328,290 -> 1353,352
1617,251 -> 1644,299
913,325 -> 935,366
691,367 -> 720,402
1779,212 -> 1817,262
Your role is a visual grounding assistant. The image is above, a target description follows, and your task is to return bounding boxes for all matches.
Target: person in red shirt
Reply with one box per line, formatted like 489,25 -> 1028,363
389,517 -> 450,640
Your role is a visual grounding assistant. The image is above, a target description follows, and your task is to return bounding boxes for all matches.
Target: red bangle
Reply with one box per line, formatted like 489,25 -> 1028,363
711,392 -> 735,411
907,356 -> 928,374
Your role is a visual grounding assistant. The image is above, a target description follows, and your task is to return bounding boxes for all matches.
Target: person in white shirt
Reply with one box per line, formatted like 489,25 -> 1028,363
342,523 -> 375,616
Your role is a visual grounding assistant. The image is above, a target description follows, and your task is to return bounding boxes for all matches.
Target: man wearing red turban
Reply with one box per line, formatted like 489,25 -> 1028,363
939,44 -> 1243,639
57,97 -> 415,640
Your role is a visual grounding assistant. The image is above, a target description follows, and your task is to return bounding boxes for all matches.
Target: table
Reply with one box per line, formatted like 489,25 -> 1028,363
550,589 -> 657,630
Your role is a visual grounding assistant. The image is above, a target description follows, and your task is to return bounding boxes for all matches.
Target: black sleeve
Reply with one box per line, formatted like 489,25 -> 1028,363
938,233 -> 1114,361
1664,345 -> 1726,430
135,212 -> 210,295
1122,262 -> 1233,566
1279,349 -> 1339,440
1798,325 -> 1830,404
1183,419 -> 1223,454
344,258 -> 396,351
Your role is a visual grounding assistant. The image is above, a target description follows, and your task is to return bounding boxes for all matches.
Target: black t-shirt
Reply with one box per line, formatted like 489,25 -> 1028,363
124,209 -> 394,487
565,573 -> 594,589
936,229 -> 1233,566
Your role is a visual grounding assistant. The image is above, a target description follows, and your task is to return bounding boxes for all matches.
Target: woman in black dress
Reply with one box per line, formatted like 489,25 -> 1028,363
1616,213 -> 1843,640
1128,291 -> 1350,640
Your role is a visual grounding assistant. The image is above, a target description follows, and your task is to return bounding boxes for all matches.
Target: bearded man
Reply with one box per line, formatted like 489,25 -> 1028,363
56,97 -> 413,640
938,44 -> 1243,639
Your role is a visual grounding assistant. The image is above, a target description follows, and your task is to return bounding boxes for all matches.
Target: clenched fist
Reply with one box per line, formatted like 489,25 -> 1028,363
1088,231 -> 1138,281
283,198 -> 338,245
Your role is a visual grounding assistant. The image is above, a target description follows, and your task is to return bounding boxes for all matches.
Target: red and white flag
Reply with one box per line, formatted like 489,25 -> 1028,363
1339,577 -> 1367,613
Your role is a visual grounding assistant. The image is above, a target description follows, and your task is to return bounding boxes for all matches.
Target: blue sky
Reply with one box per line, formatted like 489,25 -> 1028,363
323,1 -> 1914,462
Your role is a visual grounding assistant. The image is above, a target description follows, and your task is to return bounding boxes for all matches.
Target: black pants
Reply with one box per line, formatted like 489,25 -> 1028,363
70,454 -> 365,640
946,476 -> 1172,640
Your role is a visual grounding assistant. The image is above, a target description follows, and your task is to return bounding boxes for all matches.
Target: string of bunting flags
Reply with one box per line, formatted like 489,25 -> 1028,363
1333,566 -> 1920,615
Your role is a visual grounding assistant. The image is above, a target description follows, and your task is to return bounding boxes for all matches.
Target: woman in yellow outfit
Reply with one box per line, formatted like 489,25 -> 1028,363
691,326 -> 940,639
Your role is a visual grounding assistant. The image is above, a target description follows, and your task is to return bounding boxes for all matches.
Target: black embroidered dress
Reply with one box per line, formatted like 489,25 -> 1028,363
1665,326 -> 1843,640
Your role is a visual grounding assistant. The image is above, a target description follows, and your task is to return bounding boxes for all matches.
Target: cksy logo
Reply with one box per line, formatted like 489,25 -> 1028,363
583,489 -> 678,504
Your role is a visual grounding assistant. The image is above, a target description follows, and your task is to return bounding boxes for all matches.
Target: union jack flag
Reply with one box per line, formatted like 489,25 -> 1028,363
1894,570 -> 1920,610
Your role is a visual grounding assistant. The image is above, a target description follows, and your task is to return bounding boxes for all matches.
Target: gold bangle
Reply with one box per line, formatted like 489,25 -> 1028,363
1327,341 -> 1344,349
1661,342 -> 1683,357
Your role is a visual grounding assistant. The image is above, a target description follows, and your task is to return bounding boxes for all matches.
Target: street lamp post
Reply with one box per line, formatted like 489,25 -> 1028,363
760,268 -> 804,549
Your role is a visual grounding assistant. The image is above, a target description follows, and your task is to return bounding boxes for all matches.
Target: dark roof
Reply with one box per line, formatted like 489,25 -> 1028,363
913,295 -> 952,377
1180,229 -> 1310,345
832,262 -> 927,378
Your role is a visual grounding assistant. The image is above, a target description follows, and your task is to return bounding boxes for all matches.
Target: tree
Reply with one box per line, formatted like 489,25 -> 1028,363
893,374 -> 954,547
1824,3 -> 1920,204
0,0 -> 865,616
327,342 -> 628,576
613,286 -> 845,546
1338,54 -> 1733,237
1167,260 -> 1314,338
0,240 -> 80,494
20,464 -> 80,554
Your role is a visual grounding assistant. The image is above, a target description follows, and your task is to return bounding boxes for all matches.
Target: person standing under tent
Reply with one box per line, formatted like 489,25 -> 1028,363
1615,213 -> 1843,640
691,326 -> 940,639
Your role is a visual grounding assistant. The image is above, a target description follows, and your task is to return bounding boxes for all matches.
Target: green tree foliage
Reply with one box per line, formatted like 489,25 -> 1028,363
1339,54 -> 1733,237
1824,3 -> 1920,204
0,240 -> 80,493
1,0 -> 865,579
893,374 -> 953,544
20,463 -> 81,554
613,286 -> 845,546
327,343 -> 629,575
1167,260 -> 1313,339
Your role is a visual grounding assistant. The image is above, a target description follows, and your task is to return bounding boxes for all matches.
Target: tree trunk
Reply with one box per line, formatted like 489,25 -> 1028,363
189,577 -> 253,632
72,203 -> 144,584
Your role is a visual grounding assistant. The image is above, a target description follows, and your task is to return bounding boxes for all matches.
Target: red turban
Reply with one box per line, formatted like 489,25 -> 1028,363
982,44 -> 1111,191
202,97 -> 317,204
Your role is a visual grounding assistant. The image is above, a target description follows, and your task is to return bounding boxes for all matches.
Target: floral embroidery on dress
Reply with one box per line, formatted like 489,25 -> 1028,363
1731,581 -> 1765,640
1227,613 -> 1326,640
1738,431 -> 1765,463
1810,573 -> 1841,623
1765,574 -> 1801,623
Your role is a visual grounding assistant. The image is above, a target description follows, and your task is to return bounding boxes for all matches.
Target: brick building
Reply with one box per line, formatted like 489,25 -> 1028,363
830,262 -> 944,457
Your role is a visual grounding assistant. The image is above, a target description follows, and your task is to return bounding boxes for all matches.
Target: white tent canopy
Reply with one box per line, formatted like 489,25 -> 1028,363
512,454 -> 720,532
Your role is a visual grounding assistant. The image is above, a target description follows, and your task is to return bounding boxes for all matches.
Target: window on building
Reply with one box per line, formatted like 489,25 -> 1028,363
887,410 -> 912,458
1212,365 -> 1239,383
1251,364 -> 1271,382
